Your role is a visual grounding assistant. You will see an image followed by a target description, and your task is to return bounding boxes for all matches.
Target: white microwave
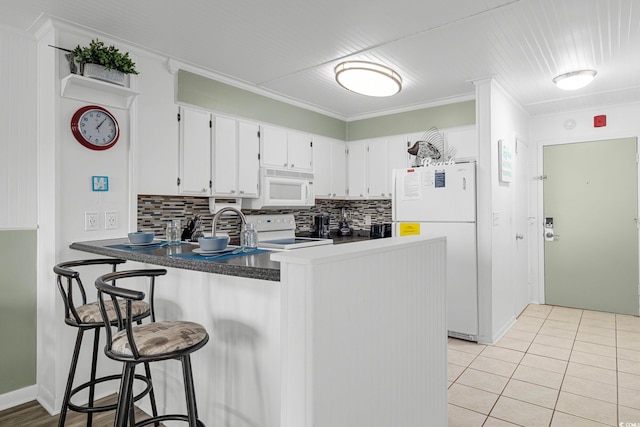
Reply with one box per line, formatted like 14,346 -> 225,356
243,168 -> 315,209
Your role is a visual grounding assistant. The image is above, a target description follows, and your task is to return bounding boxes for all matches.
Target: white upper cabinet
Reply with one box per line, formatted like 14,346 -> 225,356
237,120 -> 260,197
261,124 -> 313,172
179,106 -> 211,195
346,135 -> 410,200
212,116 -> 260,198
287,130 -> 313,172
367,138 -> 388,199
313,136 -> 346,198
346,140 -> 367,199
444,125 -> 477,161
212,115 -> 237,196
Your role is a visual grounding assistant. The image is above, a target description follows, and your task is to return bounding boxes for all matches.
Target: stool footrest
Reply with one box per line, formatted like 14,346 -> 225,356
134,414 -> 205,427
67,373 -> 153,414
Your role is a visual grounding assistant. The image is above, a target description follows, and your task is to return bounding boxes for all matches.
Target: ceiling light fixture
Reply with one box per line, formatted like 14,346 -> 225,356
335,61 -> 402,97
552,70 -> 597,90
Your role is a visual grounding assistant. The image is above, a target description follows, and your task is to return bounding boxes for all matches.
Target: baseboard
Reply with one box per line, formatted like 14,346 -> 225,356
0,385 -> 38,412
477,315 -> 517,345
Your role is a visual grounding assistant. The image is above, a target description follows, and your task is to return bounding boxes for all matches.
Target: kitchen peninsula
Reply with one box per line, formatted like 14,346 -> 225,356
70,235 -> 447,427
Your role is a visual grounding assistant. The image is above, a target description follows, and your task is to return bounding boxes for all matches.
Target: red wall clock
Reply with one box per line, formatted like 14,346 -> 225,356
70,105 -> 120,150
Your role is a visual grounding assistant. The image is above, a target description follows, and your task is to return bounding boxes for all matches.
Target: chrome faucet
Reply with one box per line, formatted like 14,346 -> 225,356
212,207 -> 247,237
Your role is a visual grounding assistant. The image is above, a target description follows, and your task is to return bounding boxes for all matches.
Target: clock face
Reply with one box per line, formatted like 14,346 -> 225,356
71,105 -> 120,150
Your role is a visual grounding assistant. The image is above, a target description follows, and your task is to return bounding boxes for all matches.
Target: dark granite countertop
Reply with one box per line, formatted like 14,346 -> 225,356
70,238 -> 281,282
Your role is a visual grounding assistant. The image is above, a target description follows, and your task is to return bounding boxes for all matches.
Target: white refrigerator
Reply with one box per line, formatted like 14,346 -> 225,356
392,162 -> 478,341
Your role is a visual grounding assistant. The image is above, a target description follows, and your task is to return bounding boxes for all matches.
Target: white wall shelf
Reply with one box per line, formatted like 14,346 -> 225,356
60,74 -> 139,109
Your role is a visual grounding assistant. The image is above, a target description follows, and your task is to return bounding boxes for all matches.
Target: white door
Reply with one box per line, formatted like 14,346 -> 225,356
513,139 -> 531,313
543,138 -> 639,315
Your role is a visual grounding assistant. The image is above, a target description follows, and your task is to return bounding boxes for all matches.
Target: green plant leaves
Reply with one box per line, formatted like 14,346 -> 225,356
72,39 -> 139,75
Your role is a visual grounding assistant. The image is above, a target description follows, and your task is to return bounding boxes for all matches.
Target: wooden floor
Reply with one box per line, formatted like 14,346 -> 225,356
0,394 -> 157,427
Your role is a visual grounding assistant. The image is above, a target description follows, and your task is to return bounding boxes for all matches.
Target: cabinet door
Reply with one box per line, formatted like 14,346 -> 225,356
330,139 -> 346,198
212,116 -> 237,196
260,125 -> 288,169
179,107 -> 211,195
346,140 -> 367,199
238,120 -> 260,197
444,126 -> 477,161
367,138 -> 388,199
288,130 -> 313,172
313,136 -> 332,198
137,79 -> 179,195
386,135 -> 410,197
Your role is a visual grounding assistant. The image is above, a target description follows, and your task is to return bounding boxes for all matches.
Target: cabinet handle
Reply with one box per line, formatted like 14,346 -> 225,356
239,190 -> 245,194
201,188 -> 207,193
231,190 -> 236,194
290,163 -> 294,167
284,163 -> 288,167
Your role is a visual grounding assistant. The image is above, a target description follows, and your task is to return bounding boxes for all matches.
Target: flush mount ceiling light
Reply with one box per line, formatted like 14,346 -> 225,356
335,61 -> 402,97
552,70 -> 597,90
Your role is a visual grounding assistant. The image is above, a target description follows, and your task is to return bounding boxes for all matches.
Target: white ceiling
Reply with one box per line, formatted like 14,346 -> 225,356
2,0 -> 639,120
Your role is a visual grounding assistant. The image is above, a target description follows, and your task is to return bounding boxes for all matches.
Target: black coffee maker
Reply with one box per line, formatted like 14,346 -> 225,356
313,213 -> 330,238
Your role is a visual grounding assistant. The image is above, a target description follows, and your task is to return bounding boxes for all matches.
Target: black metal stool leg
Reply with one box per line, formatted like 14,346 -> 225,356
115,362 -> 136,427
142,361 -> 160,426
58,329 -> 84,427
182,355 -> 199,427
86,328 -> 101,427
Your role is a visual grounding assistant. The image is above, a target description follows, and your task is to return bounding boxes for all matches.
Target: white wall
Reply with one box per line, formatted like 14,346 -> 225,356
476,78 -> 531,344
530,101 -> 640,306
0,28 -> 37,229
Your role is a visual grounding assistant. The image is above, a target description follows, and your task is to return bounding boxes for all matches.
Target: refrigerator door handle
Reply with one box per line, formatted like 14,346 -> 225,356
463,177 -> 466,190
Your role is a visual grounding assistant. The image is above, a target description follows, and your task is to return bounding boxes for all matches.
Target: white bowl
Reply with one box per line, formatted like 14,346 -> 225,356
198,235 -> 229,251
128,231 -> 155,244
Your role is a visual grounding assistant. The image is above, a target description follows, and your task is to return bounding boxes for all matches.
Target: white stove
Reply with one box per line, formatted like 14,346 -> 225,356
245,214 -> 333,250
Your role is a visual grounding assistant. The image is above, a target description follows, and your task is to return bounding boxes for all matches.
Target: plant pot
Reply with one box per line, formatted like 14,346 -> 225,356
82,63 -> 126,86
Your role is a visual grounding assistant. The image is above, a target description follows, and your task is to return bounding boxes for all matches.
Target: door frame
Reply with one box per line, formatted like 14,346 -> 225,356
536,135 -> 640,312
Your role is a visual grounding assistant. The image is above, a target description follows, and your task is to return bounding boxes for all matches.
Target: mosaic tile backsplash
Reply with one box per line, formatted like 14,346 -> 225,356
137,195 -> 392,240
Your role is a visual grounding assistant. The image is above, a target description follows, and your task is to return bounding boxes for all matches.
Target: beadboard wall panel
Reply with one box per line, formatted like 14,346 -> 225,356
0,30 -> 37,229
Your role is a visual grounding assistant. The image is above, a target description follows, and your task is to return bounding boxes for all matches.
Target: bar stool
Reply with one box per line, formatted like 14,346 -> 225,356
95,269 -> 209,427
54,259 -> 158,427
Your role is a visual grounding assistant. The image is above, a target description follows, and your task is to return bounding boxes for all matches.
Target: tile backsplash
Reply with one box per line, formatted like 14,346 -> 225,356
137,195 -> 391,240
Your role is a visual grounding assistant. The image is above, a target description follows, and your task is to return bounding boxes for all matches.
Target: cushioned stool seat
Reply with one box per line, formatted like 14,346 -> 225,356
74,300 -> 150,324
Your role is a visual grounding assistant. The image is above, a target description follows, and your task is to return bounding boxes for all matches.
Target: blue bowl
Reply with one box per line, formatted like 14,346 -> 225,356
198,236 -> 229,251
128,231 -> 155,244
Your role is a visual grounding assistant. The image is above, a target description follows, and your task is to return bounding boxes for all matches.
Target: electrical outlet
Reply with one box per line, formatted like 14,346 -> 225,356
105,211 -> 118,230
85,211 -> 99,231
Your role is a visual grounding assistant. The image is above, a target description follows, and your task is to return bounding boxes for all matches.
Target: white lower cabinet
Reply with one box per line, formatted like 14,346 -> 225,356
178,106 -> 212,195
313,136 -> 346,198
212,115 -> 260,197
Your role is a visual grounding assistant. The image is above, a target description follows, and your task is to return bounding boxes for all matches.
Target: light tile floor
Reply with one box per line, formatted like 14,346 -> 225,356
448,304 -> 640,426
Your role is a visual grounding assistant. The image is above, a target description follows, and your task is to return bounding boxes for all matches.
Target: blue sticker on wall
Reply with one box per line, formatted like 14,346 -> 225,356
435,171 -> 445,188
92,176 -> 109,191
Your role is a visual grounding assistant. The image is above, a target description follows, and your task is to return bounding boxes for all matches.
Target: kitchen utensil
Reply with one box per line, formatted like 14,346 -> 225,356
313,213 -> 330,238
337,207 -> 352,236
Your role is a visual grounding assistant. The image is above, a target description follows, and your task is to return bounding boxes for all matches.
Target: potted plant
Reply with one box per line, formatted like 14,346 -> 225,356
72,39 -> 139,86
